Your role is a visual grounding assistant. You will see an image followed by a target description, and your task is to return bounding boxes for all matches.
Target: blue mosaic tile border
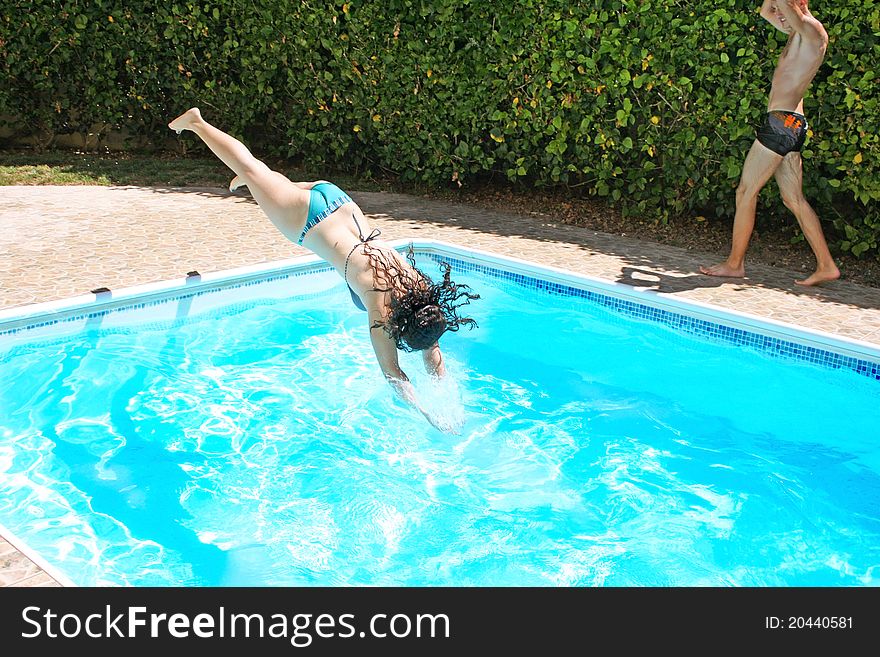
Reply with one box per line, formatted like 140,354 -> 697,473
1,248 -> 878,383
424,252 -> 880,383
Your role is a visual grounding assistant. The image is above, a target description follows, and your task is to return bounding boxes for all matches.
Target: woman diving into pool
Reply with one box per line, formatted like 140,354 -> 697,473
168,108 -> 479,434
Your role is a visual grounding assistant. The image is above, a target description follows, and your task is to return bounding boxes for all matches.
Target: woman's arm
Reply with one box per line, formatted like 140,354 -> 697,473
421,342 -> 445,378
369,321 -> 458,433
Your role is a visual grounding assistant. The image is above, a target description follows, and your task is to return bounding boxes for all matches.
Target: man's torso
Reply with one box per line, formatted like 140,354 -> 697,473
767,23 -> 827,112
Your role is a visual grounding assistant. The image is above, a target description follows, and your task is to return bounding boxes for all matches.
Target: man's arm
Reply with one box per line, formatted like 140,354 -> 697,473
774,0 -> 828,45
760,0 -> 789,33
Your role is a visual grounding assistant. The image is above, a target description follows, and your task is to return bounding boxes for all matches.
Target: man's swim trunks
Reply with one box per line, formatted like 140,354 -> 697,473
756,110 -> 808,156
297,182 -> 353,245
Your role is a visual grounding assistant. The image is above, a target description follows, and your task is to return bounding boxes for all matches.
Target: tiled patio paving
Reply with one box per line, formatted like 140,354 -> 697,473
2,184 -> 879,587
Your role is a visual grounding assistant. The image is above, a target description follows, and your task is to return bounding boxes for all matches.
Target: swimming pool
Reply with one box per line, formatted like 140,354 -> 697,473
1,241 -> 878,586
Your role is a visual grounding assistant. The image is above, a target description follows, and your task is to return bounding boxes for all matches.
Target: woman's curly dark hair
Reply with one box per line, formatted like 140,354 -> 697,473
366,244 -> 480,352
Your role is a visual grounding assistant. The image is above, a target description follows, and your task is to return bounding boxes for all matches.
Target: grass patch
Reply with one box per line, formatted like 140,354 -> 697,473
0,150 -> 394,191
0,151 -> 236,187
0,163 -> 113,185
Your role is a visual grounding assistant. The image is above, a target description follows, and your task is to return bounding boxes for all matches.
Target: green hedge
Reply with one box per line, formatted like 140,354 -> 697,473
1,0 -> 877,255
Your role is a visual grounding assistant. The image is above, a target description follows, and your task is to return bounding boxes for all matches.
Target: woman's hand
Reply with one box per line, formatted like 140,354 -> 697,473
422,409 -> 463,435
385,371 -> 461,434
371,329 -> 459,433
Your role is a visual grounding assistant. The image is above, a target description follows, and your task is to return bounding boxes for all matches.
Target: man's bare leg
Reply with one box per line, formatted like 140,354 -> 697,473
774,153 -> 840,286
168,108 -> 301,231
700,140 -> 783,278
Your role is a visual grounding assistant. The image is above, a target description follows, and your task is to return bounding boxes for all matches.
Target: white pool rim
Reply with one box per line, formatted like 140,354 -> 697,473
0,238 -> 877,363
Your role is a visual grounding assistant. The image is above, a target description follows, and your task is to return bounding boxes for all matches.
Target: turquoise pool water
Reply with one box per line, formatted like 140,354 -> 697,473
1,254 -> 878,586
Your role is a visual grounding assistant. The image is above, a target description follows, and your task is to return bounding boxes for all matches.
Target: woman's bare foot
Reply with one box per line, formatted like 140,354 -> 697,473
168,107 -> 202,134
795,265 -> 840,287
229,175 -> 246,192
699,262 -> 745,278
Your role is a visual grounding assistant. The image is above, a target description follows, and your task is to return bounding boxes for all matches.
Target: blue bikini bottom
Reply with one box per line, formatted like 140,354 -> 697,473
297,182 -> 352,245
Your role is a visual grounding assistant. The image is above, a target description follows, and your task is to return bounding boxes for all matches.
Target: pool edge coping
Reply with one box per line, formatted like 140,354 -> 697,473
0,522 -> 77,587
411,239 -> 880,360
1,237 -> 879,361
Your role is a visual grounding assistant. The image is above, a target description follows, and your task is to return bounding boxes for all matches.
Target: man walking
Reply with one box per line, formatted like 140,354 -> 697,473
701,0 -> 839,286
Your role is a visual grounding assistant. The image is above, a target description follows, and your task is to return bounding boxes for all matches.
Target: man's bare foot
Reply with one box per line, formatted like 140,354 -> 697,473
168,107 -> 202,134
795,265 -> 840,287
699,262 -> 745,278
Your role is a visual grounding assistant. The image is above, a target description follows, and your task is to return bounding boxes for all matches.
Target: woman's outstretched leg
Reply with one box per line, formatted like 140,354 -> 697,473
168,108 -> 302,233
